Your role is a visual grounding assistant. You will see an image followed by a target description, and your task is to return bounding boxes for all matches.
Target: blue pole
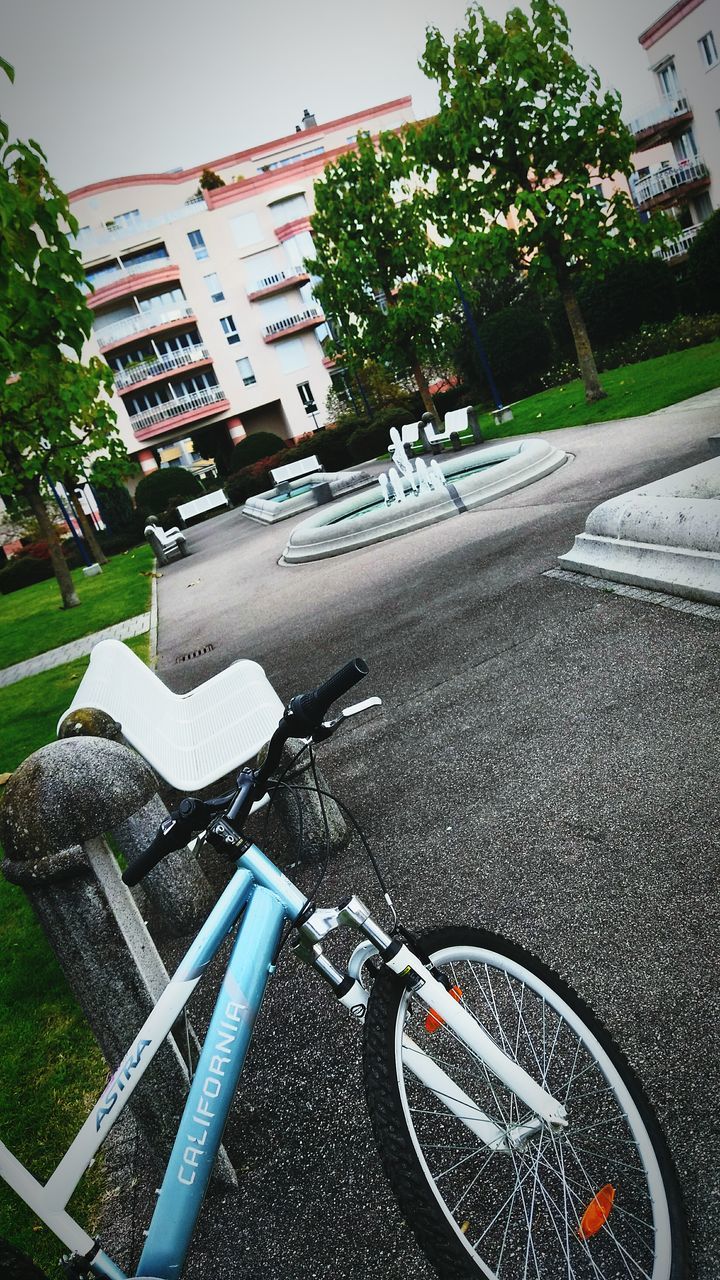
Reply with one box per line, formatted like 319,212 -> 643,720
47,478 -> 93,567
452,273 -> 504,411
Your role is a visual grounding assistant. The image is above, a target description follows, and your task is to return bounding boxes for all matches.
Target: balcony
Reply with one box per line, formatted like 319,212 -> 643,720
630,157 -> 710,212
86,263 -> 181,310
82,255 -> 171,293
72,196 -> 206,254
113,344 -> 212,391
247,268 -> 310,300
628,94 -> 693,151
262,307 -> 324,343
95,305 -> 196,351
129,386 -> 229,436
654,224 -> 702,263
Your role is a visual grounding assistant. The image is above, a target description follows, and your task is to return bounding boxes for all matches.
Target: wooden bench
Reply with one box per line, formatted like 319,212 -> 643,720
270,455 -> 323,488
177,490 -> 229,525
144,522 -> 188,566
58,638 -> 285,792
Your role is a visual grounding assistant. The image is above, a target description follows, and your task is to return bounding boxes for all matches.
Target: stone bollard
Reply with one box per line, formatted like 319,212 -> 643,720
269,741 -> 348,862
0,737 -> 236,1189
58,707 -> 216,939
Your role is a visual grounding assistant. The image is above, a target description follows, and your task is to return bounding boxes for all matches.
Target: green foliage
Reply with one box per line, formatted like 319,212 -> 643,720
134,466 -> 203,516
576,254 -> 680,347
684,210 -> 720,314
198,167 -> 225,191
309,132 -> 452,407
347,406 -> 417,462
417,1 -> 666,399
227,431 -> 285,470
457,300 -> 555,401
599,312 -> 720,371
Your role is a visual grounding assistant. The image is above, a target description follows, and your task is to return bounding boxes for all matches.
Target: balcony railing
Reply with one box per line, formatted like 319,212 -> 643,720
113,344 -> 211,390
95,305 -> 195,349
128,385 -> 227,433
263,307 -> 321,338
654,224 -> 702,262
73,196 -> 206,254
82,257 -> 171,293
628,94 -> 691,138
249,266 -> 306,293
630,157 -> 709,208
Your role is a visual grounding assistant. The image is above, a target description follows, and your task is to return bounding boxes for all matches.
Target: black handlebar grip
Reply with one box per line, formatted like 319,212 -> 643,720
121,800 -> 198,886
289,658 -> 368,732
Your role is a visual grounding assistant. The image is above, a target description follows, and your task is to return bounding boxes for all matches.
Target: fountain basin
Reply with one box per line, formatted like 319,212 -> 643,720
243,468 -> 374,524
280,438 -> 567,564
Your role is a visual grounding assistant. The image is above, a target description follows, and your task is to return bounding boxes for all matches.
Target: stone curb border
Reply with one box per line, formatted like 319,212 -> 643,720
545,567 -> 720,622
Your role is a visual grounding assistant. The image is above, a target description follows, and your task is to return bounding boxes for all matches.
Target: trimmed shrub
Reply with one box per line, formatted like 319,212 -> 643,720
576,254 -> 680,346
598,312 -> 720,370
92,482 -> 135,533
228,432 -> 285,470
134,467 -> 203,516
0,541 -> 80,594
684,211 -> 720,314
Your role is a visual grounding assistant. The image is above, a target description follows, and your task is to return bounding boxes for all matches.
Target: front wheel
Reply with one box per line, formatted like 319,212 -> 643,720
363,926 -> 688,1279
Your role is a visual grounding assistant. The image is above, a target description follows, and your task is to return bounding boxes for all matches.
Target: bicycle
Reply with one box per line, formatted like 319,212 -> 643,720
0,659 -> 688,1279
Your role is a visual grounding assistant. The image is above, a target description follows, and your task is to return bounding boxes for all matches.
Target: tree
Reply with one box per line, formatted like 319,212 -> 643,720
418,0 -> 662,403
0,63 -> 126,606
308,131 -> 454,419
684,209 -> 720,314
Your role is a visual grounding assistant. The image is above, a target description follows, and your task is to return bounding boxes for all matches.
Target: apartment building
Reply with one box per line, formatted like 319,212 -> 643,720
627,0 -> 720,261
68,99 -> 414,477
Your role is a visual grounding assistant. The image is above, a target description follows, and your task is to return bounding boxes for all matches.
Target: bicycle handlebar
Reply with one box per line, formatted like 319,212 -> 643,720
121,660 -> 369,886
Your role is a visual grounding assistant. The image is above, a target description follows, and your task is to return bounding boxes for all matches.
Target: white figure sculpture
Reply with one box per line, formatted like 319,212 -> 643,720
429,459 -> 448,491
414,457 -> 433,494
389,438 -> 413,478
378,473 -> 392,506
389,469 -> 406,504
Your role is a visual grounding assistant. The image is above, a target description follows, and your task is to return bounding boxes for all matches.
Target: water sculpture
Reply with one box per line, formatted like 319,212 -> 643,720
382,440 -> 448,506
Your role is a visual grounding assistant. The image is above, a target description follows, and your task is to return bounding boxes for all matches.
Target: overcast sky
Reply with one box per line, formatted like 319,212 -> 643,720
1,0 -> 666,192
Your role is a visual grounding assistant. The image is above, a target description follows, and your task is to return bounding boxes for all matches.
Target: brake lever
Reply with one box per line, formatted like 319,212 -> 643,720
311,696 -> 382,742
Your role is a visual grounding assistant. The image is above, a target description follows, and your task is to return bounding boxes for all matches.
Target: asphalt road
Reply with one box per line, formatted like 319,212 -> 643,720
114,393 -> 719,1279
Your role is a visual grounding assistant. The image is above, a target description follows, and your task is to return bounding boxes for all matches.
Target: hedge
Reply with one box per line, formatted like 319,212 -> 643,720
228,431 -> 285,469
134,467 -> 203,516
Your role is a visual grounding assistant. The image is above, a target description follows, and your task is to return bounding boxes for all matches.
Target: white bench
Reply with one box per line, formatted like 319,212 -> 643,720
177,490 -> 229,524
270,455 -> 323,486
390,423 -> 421,450
423,406 -> 476,450
58,638 -> 285,792
144,522 -> 187,566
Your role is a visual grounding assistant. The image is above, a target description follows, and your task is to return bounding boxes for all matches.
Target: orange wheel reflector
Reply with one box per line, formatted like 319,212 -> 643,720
578,1184 -> 616,1239
425,985 -> 462,1033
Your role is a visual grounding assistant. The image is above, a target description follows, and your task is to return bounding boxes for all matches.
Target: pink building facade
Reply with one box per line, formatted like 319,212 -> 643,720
69,99 -> 414,476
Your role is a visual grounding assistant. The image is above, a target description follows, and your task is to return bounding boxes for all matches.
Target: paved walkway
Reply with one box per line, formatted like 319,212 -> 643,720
0,611 -> 150,688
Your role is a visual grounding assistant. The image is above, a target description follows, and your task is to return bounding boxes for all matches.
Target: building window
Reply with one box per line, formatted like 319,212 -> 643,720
297,381 -> 318,413
220,315 -> 240,344
203,272 -> 225,302
268,192 -> 309,228
187,229 -> 209,260
699,31 -> 718,68
656,59 -> 679,99
236,357 -> 256,386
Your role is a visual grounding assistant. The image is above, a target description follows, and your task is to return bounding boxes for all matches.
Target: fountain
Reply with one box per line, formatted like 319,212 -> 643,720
242,466 -> 374,524
280,436 -> 569,564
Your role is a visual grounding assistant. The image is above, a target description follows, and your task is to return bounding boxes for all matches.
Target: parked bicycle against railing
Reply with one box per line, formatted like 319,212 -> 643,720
0,659 -> 688,1278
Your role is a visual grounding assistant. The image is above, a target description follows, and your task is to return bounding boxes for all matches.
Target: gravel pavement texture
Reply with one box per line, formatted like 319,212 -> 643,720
105,392 -> 719,1279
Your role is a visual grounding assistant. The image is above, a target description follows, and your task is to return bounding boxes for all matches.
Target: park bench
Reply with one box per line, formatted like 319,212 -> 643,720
389,423 -> 421,453
422,406 -> 482,452
144,521 -> 188,566
57,638 -> 285,792
177,490 -> 229,525
270,456 -> 323,489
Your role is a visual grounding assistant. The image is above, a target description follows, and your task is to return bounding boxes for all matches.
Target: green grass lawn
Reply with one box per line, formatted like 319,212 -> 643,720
0,636 -> 148,1271
482,340 -> 720,440
0,544 -> 154,671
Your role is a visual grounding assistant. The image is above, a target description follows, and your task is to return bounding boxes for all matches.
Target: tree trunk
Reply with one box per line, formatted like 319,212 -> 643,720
546,243 -> 606,404
25,480 -> 80,609
410,355 -> 437,420
65,478 -> 107,565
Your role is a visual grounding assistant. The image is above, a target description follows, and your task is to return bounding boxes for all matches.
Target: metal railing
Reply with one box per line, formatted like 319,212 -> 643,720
83,257 -> 173,293
113,344 -> 210,389
628,94 -> 691,137
654,224 -> 702,261
263,307 -> 320,337
95,305 -> 195,349
73,197 -> 206,254
128,385 -> 227,432
249,266 -> 306,293
630,156 -> 709,207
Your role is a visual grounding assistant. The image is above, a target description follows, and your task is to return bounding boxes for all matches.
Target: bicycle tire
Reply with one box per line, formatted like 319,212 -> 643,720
363,926 -> 688,1279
